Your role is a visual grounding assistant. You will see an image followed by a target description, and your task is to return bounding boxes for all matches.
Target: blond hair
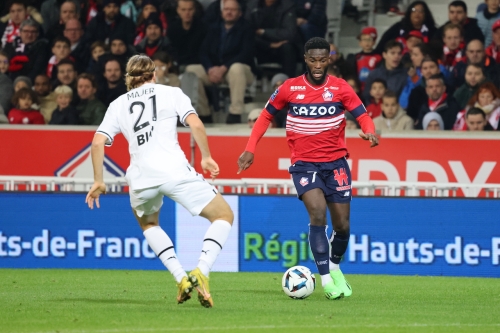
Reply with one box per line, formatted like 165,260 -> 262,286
125,54 -> 156,91
54,85 -> 73,97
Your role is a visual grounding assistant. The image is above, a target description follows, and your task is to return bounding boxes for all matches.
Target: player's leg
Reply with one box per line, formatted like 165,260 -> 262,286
166,172 -> 233,308
130,187 -> 192,304
302,189 -> 344,300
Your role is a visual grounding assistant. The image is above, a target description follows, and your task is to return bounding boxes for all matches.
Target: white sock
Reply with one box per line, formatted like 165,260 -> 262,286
329,260 -> 340,271
143,226 -> 187,283
197,220 -> 232,276
320,274 -> 333,287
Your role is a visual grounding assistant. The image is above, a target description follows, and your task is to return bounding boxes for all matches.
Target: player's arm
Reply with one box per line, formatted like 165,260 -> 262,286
85,133 -> 107,209
185,113 -> 219,181
237,109 -> 274,173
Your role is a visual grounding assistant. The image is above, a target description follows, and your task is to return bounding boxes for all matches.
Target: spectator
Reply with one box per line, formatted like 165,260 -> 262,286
8,87 -> 44,124
346,27 -> 382,91
44,0 -> 79,44
373,90 -> 414,130
366,78 -> 386,119
0,72 -> 14,111
402,30 -> 425,59
345,111 -> 359,129
168,0 -> 206,68
107,37 -> 136,69
363,40 -> 407,105
87,41 -> 107,74
454,63 -> 487,109
452,39 -> 498,89
0,0 -> 29,48
0,104 -> 7,123
63,18 -> 89,74
344,75 -> 362,101
0,51 -> 10,75
464,107 -> 494,131
247,108 -> 261,128
246,0 -> 298,79
97,58 -> 127,108
84,0 -> 135,46
407,57 -> 445,121
40,0 -> 81,34
3,19 -> 49,81
476,0 -> 500,47
433,1 -> 484,46
204,0 -> 246,24
135,13 -> 173,58
47,36 -> 72,80
269,72 -> 288,127
294,0 -> 327,41
49,84 -> 79,124
13,75 -> 31,91
375,1 -> 437,54
186,0 -> 255,124
441,23 -> 464,72
328,43 -> 354,79
121,0 -> 138,23
422,112 -> 445,130
134,0 -> 168,46
75,73 -> 106,125
54,59 -> 78,105
34,74 -> 57,123
417,73 -> 460,129
486,19 -> 500,62
453,82 -> 500,130
152,51 -> 180,87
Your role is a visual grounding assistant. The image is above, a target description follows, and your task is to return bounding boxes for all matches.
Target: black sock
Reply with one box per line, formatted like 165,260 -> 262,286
330,232 -> 350,264
309,225 -> 330,275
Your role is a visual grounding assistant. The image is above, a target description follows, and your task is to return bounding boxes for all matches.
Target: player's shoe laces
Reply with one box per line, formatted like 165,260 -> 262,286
323,281 -> 344,300
330,269 -> 352,297
189,268 -> 213,308
176,276 -> 194,304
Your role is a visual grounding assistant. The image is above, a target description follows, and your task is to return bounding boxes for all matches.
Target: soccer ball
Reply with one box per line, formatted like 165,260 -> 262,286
282,265 -> 316,299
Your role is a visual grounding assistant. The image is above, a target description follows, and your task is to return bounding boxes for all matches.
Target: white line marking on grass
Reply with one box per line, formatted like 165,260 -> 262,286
29,323 -> 500,333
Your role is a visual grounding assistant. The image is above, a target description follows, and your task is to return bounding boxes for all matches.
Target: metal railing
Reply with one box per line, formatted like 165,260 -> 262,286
1,176 -> 499,198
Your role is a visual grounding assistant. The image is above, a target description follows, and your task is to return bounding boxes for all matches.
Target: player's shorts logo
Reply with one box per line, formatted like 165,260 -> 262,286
299,177 -> 309,186
322,90 -> 333,101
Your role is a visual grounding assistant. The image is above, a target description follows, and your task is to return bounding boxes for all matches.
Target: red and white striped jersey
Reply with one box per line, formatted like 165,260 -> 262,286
266,74 -> 367,164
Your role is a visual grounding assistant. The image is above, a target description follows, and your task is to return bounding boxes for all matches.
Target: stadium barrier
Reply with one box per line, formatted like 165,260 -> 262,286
1,176 -> 500,198
1,193 -> 498,278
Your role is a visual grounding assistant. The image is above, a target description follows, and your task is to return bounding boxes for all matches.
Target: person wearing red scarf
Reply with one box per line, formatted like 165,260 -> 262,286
486,19 -> 500,63
441,23 -> 464,71
0,1 -> 29,48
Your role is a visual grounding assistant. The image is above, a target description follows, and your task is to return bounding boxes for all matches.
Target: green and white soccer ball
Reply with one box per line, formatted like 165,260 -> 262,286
282,265 -> 316,299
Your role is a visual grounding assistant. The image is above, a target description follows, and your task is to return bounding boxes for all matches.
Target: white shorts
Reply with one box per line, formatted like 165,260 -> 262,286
129,168 -> 218,217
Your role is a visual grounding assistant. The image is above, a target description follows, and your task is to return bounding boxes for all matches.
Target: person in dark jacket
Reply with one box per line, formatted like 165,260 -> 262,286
83,0 -> 135,46
375,1 -> 437,54
294,0 -> 327,41
135,13 -> 173,58
49,84 -> 79,124
417,74 -> 460,129
186,0 -> 255,124
245,0 -> 298,78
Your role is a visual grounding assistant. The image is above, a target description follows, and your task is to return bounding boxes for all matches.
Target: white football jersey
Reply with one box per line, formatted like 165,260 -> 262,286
96,83 -> 197,190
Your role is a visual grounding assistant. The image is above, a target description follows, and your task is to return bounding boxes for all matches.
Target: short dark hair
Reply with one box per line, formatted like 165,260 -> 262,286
304,37 -> 330,54
7,0 -> 27,10
421,55 -> 439,67
466,63 -> 484,75
152,51 -> 172,65
426,73 -> 445,85
372,78 -> 387,89
57,58 -> 75,70
382,90 -> 398,100
449,0 -> 467,13
90,40 -> 107,52
52,36 -> 71,48
384,39 -> 403,53
466,107 -> 486,119
12,87 -> 38,106
77,73 -> 97,88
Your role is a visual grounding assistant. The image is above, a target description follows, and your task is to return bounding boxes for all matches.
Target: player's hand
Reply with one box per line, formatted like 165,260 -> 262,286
201,157 -> 220,181
237,151 -> 254,174
359,132 -> 379,148
85,182 -> 106,209
270,41 -> 287,49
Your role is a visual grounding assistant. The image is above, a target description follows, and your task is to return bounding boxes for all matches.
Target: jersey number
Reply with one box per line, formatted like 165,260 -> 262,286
129,95 -> 157,133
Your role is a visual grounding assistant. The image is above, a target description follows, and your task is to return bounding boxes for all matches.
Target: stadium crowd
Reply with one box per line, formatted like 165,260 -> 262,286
0,0 -> 499,132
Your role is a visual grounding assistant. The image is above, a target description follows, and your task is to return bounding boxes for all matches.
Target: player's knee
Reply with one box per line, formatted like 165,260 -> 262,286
334,219 -> 350,234
309,210 -> 326,226
218,206 -> 234,225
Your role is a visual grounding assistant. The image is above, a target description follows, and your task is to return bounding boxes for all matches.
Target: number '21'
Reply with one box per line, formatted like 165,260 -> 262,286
129,95 -> 157,133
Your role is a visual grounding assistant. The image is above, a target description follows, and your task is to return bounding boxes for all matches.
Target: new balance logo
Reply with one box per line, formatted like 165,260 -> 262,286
296,94 -> 305,99
344,191 -> 350,197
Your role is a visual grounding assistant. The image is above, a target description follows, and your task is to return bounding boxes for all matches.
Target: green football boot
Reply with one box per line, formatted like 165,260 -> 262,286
330,269 -> 352,297
323,280 -> 344,300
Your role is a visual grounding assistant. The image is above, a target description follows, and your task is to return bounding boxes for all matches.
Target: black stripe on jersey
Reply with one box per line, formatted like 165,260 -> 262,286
96,130 -> 114,147
265,103 -> 280,116
157,246 -> 174,257
204,238 -> 222,249
181,110 -> 196,126
350,104 -> 367,118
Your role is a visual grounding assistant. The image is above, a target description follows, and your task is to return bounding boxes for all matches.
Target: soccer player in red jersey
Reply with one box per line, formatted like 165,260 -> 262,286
237,37 -> 379,300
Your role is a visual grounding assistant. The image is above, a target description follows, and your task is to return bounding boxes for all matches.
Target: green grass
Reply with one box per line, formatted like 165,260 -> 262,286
1,269 -> 499,333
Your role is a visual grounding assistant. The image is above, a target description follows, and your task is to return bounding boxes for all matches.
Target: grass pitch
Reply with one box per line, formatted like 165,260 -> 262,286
1,269 -> 499,333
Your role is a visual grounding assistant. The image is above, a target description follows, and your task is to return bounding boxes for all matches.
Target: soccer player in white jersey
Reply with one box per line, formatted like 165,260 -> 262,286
85,54 -> 233,308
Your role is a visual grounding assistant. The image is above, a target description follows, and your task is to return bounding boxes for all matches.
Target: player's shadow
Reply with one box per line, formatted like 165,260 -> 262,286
51,298 -> 160,306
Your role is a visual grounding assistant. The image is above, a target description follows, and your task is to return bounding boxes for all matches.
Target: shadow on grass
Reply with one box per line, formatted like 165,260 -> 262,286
50,298 -> 162,306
